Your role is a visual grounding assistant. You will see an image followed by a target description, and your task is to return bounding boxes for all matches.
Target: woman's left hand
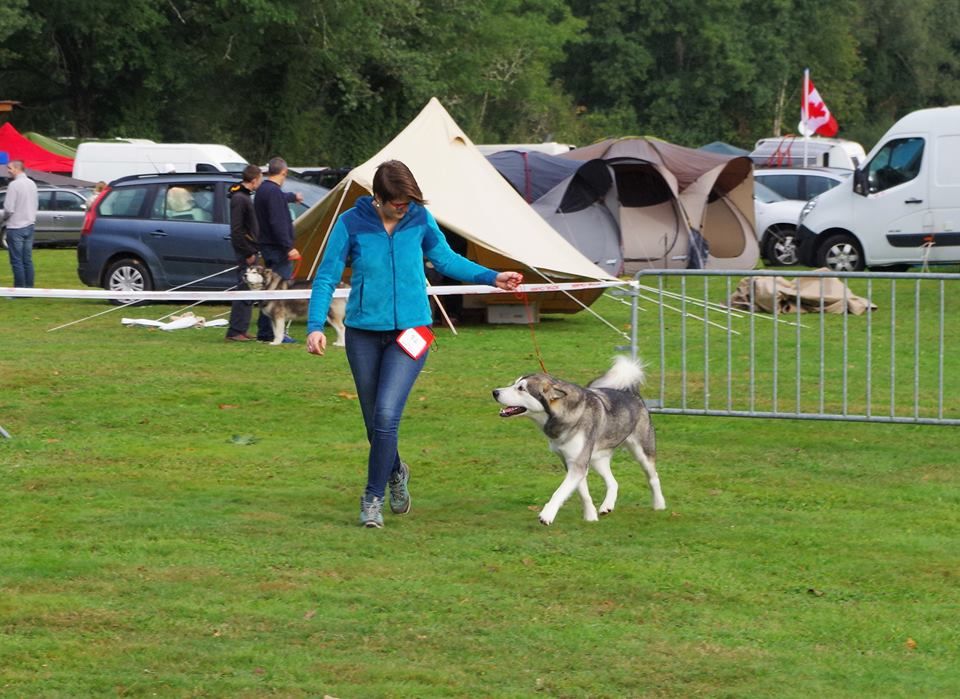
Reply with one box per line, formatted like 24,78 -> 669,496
494,271 -> 523,291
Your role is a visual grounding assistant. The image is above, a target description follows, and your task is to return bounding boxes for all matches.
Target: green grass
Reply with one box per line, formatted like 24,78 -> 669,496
2,251 -> 959,697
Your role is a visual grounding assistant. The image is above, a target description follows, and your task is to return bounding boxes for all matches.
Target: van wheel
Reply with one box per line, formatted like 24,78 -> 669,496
762,225 -> 799,266
818,234 -> 864,272
104,257 -> 153,305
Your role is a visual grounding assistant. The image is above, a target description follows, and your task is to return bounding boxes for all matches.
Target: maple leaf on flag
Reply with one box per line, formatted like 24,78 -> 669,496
800,72 -> 839,137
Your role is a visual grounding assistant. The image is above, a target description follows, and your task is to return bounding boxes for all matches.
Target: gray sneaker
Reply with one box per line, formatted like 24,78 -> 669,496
388,461 -> 411,515
359,495 -> 384,528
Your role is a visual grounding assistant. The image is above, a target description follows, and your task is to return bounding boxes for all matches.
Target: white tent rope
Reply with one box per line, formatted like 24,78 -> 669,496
47,265 -> 239,332
154,281 -> 241,322
634,282 -> 805,327
634,290 -> 741,334
522,261 -> 631,340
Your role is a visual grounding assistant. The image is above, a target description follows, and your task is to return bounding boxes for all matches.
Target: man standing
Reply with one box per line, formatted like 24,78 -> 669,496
225,164 -> 263,342
3,160 -> 39,288
254,156 -> 302,343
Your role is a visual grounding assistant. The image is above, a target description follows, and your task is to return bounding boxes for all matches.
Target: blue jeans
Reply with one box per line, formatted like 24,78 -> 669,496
6,225 -> 35,288
256,247 -> 293,340
345,326 -> 429,500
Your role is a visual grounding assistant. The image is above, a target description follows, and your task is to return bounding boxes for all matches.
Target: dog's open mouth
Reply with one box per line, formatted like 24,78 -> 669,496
498,406 -> 527,417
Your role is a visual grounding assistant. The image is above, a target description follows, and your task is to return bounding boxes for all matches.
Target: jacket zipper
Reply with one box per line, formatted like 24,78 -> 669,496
389,230 -> 397,328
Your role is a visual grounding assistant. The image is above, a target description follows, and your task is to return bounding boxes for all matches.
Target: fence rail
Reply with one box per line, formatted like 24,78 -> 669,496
622,268 -> 960,426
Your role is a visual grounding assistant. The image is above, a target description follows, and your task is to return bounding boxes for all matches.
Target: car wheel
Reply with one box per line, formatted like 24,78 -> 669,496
818,233 -> 865,272
762,224 -> 799,266
104,257 -> 153,305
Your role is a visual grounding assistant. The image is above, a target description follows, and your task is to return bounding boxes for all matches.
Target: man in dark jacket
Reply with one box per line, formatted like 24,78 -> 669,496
254,156 -> 302,343
225,164 -> 263,341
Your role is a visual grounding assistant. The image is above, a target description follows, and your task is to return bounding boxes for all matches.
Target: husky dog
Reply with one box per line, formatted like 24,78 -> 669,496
244,266 -> 346,347
492,356 -> 666,525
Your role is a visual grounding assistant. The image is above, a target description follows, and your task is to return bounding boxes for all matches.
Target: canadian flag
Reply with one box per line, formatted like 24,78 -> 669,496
799,69 -> 839,137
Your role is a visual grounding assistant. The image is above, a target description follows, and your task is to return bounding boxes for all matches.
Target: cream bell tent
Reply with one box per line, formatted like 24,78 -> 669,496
293,98 -> 615,314
561,138 -> 758,271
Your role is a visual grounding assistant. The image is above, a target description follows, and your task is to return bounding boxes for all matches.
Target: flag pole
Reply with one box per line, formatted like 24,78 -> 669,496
803,68 -> 810,168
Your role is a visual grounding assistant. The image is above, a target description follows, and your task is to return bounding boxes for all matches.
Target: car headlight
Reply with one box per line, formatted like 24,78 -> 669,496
799,198 -> 818,223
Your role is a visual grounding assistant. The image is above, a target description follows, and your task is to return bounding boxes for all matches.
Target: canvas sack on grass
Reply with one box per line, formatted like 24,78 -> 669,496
729,269 -> 876,315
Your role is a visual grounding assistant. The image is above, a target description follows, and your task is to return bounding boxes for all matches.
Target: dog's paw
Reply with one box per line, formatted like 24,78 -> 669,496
652,497 -> 667,511
598,505 -> 614,516
538,513 -> 555,526
584,509 -> 599,522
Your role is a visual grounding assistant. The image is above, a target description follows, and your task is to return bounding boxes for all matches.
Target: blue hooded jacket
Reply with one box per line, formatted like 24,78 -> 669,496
307,196 -> 498,333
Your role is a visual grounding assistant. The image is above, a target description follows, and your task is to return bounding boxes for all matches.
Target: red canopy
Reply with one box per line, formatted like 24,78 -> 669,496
0,122 -> 74,174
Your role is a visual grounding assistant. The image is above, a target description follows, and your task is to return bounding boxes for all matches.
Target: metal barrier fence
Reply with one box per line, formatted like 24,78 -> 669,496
621,268 -> 960,426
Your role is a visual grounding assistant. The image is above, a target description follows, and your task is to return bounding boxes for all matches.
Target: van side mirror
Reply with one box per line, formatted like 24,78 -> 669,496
853,168 -> 868,196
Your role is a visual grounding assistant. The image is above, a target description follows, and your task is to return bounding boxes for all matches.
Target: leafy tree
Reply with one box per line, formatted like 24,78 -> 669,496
559,0 -> 866,149
1,0 -> 957,165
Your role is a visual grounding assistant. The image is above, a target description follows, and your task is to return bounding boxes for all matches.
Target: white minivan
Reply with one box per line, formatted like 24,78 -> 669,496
73,141 -> 248,183
796,106 -> 960,271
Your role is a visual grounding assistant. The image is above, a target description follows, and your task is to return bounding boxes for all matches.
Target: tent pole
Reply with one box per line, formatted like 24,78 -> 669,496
305,179 -> 354,281
427,280 -> 458,336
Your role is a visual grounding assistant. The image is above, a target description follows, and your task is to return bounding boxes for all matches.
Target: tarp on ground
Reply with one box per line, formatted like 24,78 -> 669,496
293,98 -> 615,314
728,271 -> 876,315
0,122 -> 74,173
561,138 -> 758,271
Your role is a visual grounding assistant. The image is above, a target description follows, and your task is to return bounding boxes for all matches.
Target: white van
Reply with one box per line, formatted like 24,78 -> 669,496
73,141 -> 248,183
796,106 -> 960,271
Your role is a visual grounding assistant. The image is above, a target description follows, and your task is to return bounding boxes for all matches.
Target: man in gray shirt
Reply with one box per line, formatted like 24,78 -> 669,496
3,160 -> 39,288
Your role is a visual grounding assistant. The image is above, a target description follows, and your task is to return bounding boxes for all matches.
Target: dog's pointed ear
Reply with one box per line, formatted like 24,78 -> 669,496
542,381 -> 568,402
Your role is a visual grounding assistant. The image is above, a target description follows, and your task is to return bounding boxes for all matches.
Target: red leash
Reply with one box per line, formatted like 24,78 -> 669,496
514,288 -> 548,373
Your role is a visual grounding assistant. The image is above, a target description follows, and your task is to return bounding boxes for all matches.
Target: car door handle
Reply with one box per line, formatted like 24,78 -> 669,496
149,230 -> 168,237
905,198 -> 923,204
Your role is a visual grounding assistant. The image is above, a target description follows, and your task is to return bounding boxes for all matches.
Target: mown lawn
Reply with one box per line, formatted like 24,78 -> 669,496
1,250 -> 958,697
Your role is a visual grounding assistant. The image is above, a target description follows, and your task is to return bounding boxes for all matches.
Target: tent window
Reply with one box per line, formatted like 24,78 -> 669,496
558,160 -> 613,213
614,165 -> 672,207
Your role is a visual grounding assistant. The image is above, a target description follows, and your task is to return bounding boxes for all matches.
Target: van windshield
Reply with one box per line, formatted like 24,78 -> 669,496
866,137 -> 924,192
221,162 -> 248,171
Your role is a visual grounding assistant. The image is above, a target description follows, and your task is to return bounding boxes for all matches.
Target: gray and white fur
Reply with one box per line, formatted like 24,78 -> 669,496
492,356 -> 666,525
245,266 -> 346,347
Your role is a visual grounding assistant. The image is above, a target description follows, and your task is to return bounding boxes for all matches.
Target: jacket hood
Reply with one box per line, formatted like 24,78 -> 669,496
354,195 -> 427,230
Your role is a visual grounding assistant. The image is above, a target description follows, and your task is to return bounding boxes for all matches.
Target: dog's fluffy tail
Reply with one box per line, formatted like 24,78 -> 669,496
588,355 -> 646,391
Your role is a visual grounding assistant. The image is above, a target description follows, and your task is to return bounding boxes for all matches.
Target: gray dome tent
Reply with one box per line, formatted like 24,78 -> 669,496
561,138 -> 758,271
488,147 -> 710,274
531,159 -> 624,276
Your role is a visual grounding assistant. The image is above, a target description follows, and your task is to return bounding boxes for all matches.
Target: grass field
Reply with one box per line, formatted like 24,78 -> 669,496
2,250 -> 959,697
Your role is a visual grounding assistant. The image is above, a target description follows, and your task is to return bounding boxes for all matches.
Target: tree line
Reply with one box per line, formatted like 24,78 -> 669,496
1,0 -> 958,167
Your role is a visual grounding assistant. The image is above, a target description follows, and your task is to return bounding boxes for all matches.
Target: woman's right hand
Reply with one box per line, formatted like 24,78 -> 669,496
306,331 -> 327,356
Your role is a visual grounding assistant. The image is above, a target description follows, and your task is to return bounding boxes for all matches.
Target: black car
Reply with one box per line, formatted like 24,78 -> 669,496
77,172 -> 327,294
